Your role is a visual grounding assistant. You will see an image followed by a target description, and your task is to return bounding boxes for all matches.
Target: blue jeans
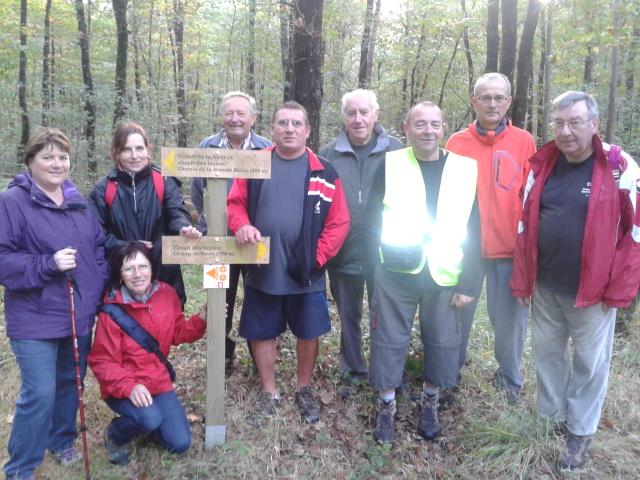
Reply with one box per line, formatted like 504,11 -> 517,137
4,335 -> 90,480
106,390 -> 191,453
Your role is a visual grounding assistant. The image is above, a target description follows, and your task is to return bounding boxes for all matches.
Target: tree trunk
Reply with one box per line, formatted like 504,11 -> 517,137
535,8 -> 546,142
485,0 -> 499,72
246,0 -> 256,96
42,0 -> 52,126
605,0 -> 622,143
541,5 -> 553,144
512,0 -> 541,128
499,0 -> 517,86
172,0 -> 188,147
461,0 -> 474,95
131,5 -> 143,108
18,0 -> 29,165
291,0 -> 324,151
365,0 -> 381,85
358,0 -> 375,88
112,0 -> 128,127
583,45 -> 593,85
624,4 -> 639,137
438,33 -> 461,107
74,0 -> 97,173
279,0 -> 294,101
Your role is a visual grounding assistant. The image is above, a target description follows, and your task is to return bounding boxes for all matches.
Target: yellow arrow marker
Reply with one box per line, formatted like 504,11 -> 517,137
206,267 -> 218,279
163,150 -> 177,176
256,241 -> 267,260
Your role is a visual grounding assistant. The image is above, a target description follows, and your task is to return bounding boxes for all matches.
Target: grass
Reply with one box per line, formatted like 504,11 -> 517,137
1,265 -> 639,479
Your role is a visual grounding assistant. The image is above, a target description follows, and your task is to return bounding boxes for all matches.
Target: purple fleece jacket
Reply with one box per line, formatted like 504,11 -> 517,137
0,174 -> 109,339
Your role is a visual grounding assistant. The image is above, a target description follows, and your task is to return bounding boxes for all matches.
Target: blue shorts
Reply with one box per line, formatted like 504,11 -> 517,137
239,286 -> 331,340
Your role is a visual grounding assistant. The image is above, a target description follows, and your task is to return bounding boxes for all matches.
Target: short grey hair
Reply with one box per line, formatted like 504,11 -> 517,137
221,91 -> 257,115
552,91 -> 599,119
473,72 -> 511,96
404,101 -> 445,125
341,89 -> 379,116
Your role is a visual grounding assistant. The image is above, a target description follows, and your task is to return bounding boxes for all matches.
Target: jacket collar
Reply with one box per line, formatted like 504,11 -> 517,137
265,145 -> 324,171
109,163 -> 153,185
468,118 -> 511,145
334,122 -> 389,155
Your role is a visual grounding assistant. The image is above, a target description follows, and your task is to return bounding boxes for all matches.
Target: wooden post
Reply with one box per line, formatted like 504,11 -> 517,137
204,178 -> 227,446
160,147 -> 271,448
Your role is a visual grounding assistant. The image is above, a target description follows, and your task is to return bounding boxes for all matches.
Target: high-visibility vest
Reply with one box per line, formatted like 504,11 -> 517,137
380,147 -> 477,285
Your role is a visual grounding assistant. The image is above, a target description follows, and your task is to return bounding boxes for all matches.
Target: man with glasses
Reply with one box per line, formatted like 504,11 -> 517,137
446,72 -> 536,404
191,91 -> 271,371
367,102 -> 481,443
511,91 -> 640,469
228,101 -> 349,423
319,89 -> 403,393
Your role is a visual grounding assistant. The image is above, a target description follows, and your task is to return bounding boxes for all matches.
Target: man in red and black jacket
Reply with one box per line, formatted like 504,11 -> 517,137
511,91 -> 640,470
227,101 -> 349,423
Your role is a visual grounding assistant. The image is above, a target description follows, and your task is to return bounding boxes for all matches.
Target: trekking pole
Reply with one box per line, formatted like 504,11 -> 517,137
65,271 -> 91,480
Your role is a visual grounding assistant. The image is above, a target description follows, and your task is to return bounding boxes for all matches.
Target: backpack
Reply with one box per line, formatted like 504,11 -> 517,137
607,144 -> 622,187
101,303 -> 176,382
104,169 -> 165,207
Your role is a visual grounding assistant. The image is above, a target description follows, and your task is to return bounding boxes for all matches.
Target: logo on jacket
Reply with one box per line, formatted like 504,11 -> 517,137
314,200 -> 321,214
581,182 -> 591,197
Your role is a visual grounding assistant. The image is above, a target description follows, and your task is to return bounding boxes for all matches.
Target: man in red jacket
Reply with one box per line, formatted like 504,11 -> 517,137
511,91 -> 640,470
446,73 -> 536,404
228,101 -> 349,423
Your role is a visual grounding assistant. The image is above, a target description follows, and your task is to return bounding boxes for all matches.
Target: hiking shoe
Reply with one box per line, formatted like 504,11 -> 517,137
561,432 -> 592,470
295,386 -> 320,423
373,398 -> 397,443
104,429 -> 131,465
493,370 -> 520,405
438,387 -> 457,408
256,391 -> 280,417
504,387 -> 520,405
338,372 -> 367,399
51,446 -> 82,466
418,391 -> 442,440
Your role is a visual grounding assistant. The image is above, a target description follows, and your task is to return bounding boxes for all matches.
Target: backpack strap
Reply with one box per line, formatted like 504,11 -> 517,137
151,169 -> 165,204
607,144 -> 622,187
101,303 -> 176,382
105,179 -> 118,208
104,170 -> 165,208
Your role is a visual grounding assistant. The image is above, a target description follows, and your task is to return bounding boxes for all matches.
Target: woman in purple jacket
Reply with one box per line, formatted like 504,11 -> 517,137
0,129 -> 109,480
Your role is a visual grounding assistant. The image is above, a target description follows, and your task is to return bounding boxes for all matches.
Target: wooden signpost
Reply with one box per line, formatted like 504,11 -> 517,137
160,147 -> 271,448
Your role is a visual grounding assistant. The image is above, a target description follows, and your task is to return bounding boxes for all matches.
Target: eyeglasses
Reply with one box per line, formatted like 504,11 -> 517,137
121,264 -> 151,276
275,119 -> 306,128
550,118 -> 592,131
476,95 -> 509,105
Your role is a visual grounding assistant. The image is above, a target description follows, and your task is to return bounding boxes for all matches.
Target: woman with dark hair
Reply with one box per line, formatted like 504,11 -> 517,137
88,241 -> 206,465
89,122 -> 201,306
0,128 -> 108,480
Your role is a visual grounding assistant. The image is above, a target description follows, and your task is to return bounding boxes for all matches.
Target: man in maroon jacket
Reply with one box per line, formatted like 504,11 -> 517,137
511,91 -> 640,470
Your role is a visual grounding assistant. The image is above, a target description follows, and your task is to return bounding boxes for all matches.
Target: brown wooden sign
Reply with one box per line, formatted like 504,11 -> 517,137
160,147 -> 271,179
162,236 -> 270,265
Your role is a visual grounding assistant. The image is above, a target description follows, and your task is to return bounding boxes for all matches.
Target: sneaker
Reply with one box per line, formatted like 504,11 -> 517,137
295,386 -> 320,423
51,446 -> 83,467
255,391 -> 280,417
418,391 -> 442,440
104,429 -> 131,465
561,432 -> 592,470
373,398 -> 397,443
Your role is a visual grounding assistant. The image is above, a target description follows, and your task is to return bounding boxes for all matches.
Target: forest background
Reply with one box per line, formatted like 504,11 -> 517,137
2,0 -> 640,178
1,0 -> 640,479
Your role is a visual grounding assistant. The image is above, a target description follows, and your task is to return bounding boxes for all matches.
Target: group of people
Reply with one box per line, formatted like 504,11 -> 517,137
1,72 -> 638,479
0,124 -> 206,479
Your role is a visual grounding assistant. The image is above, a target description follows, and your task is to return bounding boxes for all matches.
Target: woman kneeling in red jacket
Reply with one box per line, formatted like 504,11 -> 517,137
88,242 -> 206,465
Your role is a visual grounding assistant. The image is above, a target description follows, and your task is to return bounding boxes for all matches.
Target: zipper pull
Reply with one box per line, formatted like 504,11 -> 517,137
359,189 -> 362,204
